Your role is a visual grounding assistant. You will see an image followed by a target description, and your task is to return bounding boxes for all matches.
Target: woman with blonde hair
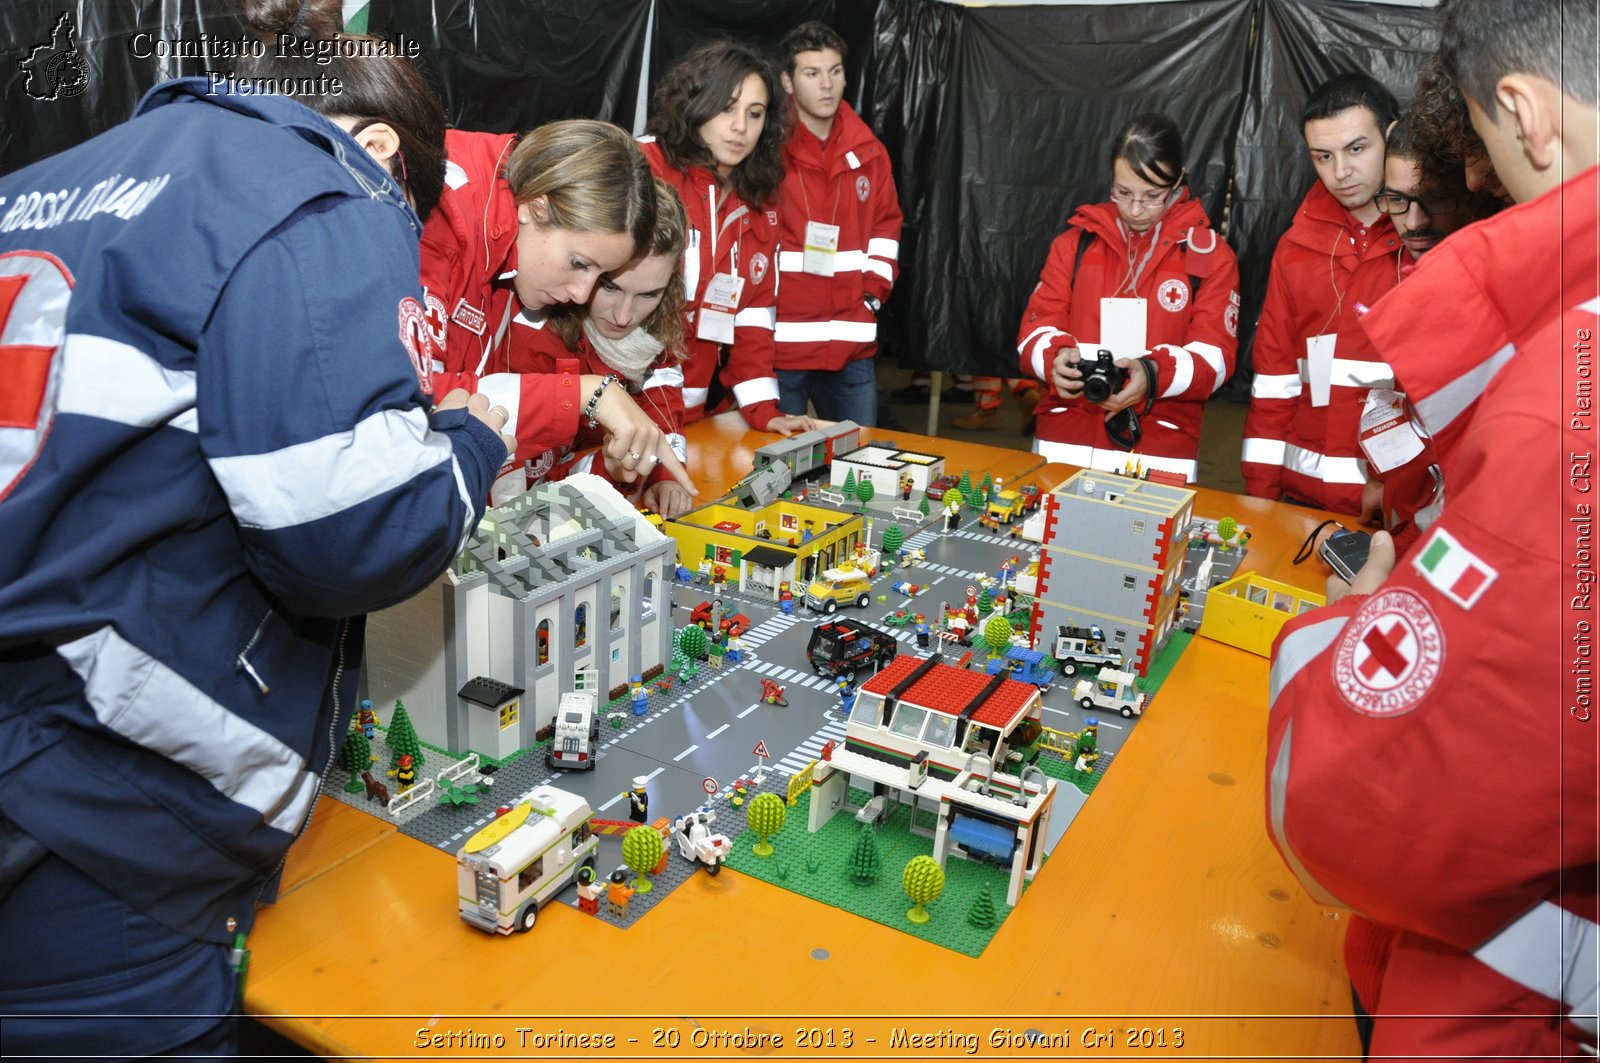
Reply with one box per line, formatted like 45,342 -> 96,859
510,179 -> 700,516
421,119 -> 695,499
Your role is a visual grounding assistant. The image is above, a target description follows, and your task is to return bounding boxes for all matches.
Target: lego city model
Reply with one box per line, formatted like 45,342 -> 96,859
457,786 -> 598,934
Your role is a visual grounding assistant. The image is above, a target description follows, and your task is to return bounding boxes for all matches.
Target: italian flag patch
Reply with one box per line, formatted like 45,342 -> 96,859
1413,528 -> 1497,609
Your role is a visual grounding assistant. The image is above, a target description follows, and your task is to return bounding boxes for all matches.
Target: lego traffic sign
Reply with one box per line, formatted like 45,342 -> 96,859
701,776 -> 718,795
752,740 -> 770,759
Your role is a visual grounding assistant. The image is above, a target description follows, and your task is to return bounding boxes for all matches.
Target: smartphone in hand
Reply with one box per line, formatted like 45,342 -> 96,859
1320,528 -> 1373,583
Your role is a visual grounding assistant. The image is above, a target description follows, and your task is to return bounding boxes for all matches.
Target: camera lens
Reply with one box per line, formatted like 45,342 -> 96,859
1083,373 -> 1111,403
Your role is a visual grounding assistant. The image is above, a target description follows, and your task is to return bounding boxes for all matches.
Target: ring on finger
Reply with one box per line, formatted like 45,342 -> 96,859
626,451 -> 642,461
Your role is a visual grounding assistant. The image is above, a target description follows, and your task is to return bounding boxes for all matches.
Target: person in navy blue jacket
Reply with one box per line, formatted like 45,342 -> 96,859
0,1 -> 511,1055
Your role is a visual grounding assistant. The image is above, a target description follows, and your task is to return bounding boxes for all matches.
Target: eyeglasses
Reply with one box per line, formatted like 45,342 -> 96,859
1110,185 -> 1179,209
1373,189 -> 1460,216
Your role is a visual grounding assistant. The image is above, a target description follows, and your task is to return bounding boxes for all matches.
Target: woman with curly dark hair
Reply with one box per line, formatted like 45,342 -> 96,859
641,40 -> 816,436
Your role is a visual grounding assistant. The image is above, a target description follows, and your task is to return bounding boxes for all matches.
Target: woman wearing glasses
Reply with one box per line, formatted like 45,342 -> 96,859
1016,113 -> 1240,482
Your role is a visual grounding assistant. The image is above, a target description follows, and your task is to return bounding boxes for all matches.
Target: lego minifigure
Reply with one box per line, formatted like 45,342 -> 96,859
575,865 -> 603,915
605,868 -> 634,918
725,634 -> 744,664
944,498 -> 961,530
392,753 -> 416,791
1072,718 -> 1100,774
626,776 -> 650,823
710,564 -> 727,589
356,698 -> 379,740
835,676 -> 857,716
630,675 -> 647,717
778,581 -> 794,614
900,472 -> 913,500
915,614 -> 930,648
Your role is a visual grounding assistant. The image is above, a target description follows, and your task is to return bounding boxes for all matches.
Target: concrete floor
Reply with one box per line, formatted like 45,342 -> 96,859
873,362 -> 1249,495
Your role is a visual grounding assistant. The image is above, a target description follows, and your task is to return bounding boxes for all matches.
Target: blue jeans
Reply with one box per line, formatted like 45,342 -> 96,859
0,850 -> 239,1059
777,357 -> 879,426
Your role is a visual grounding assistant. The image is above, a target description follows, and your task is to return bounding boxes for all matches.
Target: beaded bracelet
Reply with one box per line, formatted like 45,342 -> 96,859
582,373 -> 619,428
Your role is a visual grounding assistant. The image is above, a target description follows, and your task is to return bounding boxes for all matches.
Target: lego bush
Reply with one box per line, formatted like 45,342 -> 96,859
984,614 -> 1013,657
678,624 -> 708,661
856,478 -> 875,508
882,525 -> 905,555
848,823 -> 881,884
903,855 -> 946,924
337,729 -> 372,792
746,792 -> 787,857
622,826 -> 664,892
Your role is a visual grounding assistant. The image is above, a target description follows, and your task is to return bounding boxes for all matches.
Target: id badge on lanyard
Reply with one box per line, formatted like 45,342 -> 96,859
1358,388 -> 1425,472
803,220 -> 840,277
1304,333 -> 1337,407
697,271 -> 745,345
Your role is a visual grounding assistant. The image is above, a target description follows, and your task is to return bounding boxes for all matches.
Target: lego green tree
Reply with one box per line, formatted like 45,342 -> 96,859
918,495 -> 930,518
980,472 -> 993,500
622,825 -> 664,892
842,468 -> 858,500
1217,515 -> 1239,551
856,477 -> 875,510
746,791 -> 787,857
386,699 -> 423,772
882,525 -> 905,556
967,886 -> 998,928
903,854 -> 946,924
678,624 -> 708,662
958,470 -> 973,501
847,823 -> 881,884
984,614 -> 1013,658
977,587 -> 994,614
336,729 -> 371,793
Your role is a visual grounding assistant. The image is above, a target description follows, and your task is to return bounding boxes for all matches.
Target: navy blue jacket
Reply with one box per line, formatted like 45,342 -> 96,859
0,79 -> 503,941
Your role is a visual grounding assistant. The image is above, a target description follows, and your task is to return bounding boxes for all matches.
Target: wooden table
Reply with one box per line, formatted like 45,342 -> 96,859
246,414 -> 1360,1059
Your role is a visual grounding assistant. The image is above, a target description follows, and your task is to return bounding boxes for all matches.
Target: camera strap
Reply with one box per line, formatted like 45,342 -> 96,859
1104,358 -> 1158,451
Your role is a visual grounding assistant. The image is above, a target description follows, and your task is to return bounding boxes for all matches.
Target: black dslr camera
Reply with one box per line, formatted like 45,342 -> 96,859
1080,348 -> 1129,404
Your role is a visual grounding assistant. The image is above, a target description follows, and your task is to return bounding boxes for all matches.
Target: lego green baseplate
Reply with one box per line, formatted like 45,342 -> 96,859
721,786 -> 1029,957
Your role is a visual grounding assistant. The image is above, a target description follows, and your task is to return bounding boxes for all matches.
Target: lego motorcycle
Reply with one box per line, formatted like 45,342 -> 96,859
671,810 -> 730,875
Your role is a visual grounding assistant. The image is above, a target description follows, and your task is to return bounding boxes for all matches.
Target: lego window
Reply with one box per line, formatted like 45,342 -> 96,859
499,700 -> 518,730
922,712 -> 956,749
851,695 -> 876,724
573,604 -> 588,647
1114,630 -> 1127,642
641,573 -> 656,621
1123,574 -> 1137,589
781,512 -> 797,531
714,545 -> 733,565
537,620 -> 550,665
610,586 -> 624,631
517,857 -> 545,894
889,703 -> 927,739
1297,599 -> 1318,616
1247,584 -> 1269,606
1271,591 -> 1295,613
1131,518 -> 1145,534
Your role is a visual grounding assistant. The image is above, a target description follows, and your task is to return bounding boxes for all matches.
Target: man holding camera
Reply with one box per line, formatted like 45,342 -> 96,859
1241,72 -> 1404,514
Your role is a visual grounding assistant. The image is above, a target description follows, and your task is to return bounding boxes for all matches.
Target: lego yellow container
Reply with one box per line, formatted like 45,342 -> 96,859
1197,571 -> 1325,658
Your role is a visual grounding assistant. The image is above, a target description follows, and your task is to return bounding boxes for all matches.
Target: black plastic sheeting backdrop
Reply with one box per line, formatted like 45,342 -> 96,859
1,0 -> 1440,383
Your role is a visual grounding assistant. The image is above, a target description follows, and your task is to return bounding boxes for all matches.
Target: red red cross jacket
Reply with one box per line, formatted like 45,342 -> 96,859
1242,182 -> 1402,512
1014,193 -> 1239,481
640,138 -> 781,431
507,313 -> 686,495
418,129 -> 583,470
1267,165 -> 1599,1059
774,102 -> 902,372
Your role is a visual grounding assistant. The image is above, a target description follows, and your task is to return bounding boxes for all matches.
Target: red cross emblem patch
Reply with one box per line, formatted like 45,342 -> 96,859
1333,588 -> 1444,716
0,250 -> 73,502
